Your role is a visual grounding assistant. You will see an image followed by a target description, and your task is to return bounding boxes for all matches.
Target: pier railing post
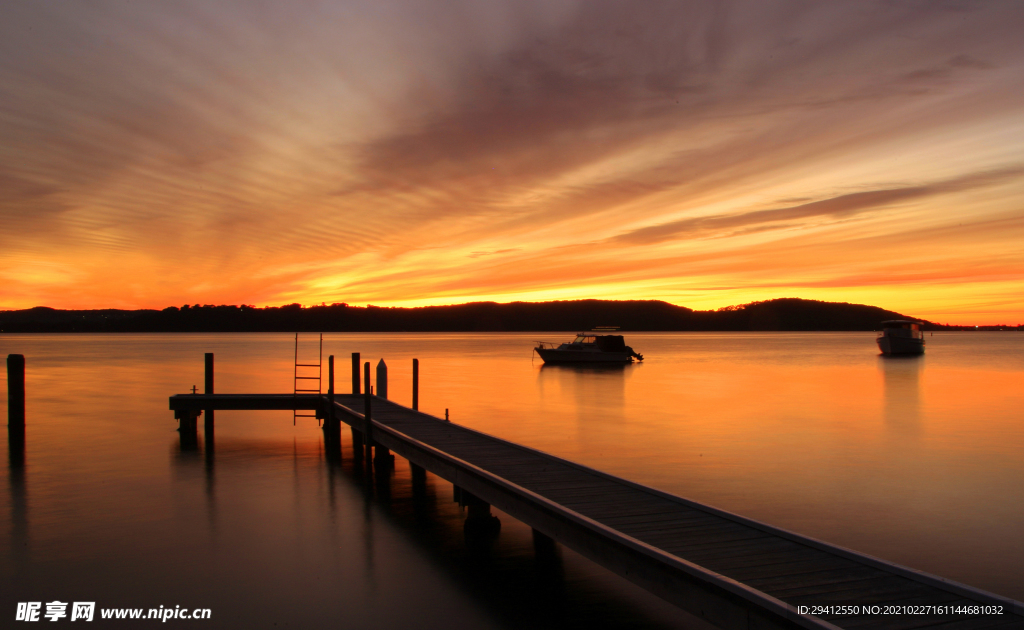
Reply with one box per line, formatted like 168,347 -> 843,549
351,352 -> 360,395
328,355 -> 335,408
328,354 -> 337,433
204,353 -> 214,433
412,358 -> 419,411
376,359 -> 388,399
7,354 -> 25,429
363,361 -> 373,461
351,352 -> 363,455
374,359 -> 392,467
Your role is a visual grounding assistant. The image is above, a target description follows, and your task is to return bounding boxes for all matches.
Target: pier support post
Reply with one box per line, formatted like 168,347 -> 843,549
411,463 -> 426,484
412,358 -> 419,411
363,362 -> 373,462
328,355 -> 335,422
373,359 -> 392,467
351,353 -> 360,395
8,355 -> 26,465
376,359 -> 388,400
532,528 -> 564,594
326,355 -> 340,457
175,409 -> 200,449
351,427 -> 363,454
411,463 -> 427,502
204,353 -> 214,434
532,528 -> 559,559
8,354 -> 25,429
462,490 -> 501,538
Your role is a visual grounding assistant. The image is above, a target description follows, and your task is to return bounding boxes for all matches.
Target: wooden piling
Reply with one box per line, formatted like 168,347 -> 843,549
204,353 -> 214,432
532,528 -> 557,556
411,463 -> 426,483
7,354 -> 25,428
328,356 -> 335,409
363,361 -> 373,460
411,462 -> 426,499
462,489 -> 501,537
376,359 -> 388,399
327,355 -> 338,443
175,409 -> 199,444
412,358 -> 419,411
373,359 -> 394,466
465,494 -> 492,519
351,352 -> 360,395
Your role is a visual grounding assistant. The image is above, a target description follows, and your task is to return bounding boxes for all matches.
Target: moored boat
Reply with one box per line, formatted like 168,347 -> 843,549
877,320 -> 925,355
535,332 -> 643,363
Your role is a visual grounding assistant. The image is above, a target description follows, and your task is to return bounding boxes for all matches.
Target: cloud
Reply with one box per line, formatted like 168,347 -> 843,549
609,167 -> 1024,245
2,0 -> 1024,322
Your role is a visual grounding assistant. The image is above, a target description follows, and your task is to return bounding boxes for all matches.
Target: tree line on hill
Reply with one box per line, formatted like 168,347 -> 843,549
2,298 -> 1012,333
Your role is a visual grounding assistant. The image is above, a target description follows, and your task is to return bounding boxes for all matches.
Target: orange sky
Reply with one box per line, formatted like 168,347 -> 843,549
2,1 -> 1023,324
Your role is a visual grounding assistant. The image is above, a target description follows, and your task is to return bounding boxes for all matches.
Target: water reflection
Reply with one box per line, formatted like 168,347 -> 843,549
10,331 -> 1021,621
537,362 -> 631,431
164,426 -> 695,629
7,424 -> 28,576
879,355 -> 923,434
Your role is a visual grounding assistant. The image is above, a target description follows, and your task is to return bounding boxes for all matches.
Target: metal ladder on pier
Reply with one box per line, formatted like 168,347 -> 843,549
293,333 -> 322,425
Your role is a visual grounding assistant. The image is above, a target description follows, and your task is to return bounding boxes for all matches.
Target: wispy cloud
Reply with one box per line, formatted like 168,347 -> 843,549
2,0 -> 1024,322
610,167 -> 1024,245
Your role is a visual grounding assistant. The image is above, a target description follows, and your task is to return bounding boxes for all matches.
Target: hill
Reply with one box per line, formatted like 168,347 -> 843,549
0,298 -> 961,333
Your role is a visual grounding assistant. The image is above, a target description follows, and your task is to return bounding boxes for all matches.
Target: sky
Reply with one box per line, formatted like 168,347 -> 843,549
2,1 -> 1023,324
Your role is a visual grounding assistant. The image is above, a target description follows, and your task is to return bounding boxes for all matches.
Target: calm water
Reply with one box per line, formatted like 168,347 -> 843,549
2,332 -> 1022,627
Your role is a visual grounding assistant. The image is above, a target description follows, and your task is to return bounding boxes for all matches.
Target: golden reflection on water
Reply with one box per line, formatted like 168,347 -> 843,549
2,330 -> 1023,616
881,355 -> 922,435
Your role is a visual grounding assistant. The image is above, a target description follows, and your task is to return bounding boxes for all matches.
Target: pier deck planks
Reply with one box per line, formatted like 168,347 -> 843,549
170,392 -> 1023,630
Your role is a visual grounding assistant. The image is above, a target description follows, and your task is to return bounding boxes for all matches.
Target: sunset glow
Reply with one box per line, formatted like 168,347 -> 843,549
3,1 -> 1023,324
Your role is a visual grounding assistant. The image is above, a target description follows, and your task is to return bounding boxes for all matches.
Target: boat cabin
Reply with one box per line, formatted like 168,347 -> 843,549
569,334 -> 630,352
880,320 -> 924,339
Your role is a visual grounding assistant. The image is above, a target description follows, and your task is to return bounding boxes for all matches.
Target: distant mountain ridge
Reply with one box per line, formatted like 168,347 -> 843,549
0,298 -> 994,332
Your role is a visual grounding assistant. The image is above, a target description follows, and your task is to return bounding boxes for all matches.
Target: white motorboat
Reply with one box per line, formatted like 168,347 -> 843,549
877,320 -> 925,355
535,332 -> 643,364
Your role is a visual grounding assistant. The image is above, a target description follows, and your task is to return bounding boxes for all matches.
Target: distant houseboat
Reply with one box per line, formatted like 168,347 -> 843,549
535,332 -> 643,364
877,320 -> 925,355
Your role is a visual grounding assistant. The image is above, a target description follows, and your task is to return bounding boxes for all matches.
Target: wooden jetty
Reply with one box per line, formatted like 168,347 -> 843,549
168,353 -> 1023,630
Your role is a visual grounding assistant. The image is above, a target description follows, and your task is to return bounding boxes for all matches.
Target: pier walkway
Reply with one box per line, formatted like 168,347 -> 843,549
170,390 -> 1023,630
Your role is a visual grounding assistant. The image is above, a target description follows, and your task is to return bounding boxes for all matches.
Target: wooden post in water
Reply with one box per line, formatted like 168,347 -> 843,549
351,352 -> 363,455
412,358 -> 419,411
462,490 -> 501,538
374,359 -> 392,466
363,361 -> 373,461
204,353 -> 214,433
328,356 -> 335,409
410,461 -> 427,501
327,355 -> 337,445
351,426 -> 363,453
532,528 -> 562,581
351,352 -> 360,395
411,463 -> 426,484
376,359 -> 388,399
7,354 -> 25,429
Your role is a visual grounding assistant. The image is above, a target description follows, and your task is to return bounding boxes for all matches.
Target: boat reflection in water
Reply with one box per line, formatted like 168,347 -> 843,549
876,320 -> 925,355
535,331 -> 643,364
